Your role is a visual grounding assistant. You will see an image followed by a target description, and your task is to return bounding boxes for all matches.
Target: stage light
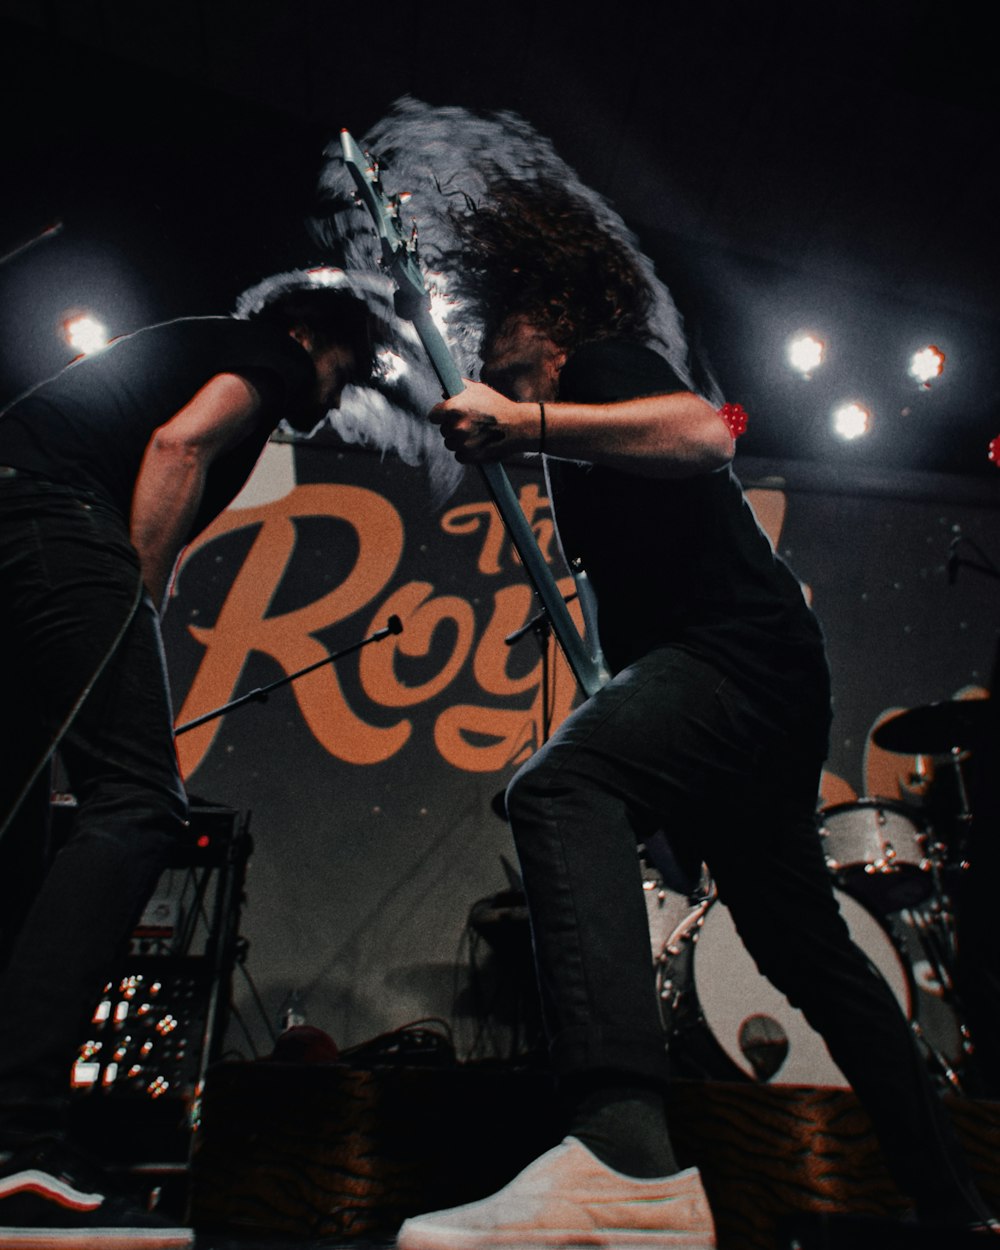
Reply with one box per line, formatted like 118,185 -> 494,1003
787,334 -> 825,377
304,266 -> 345,286
909,345 -> 945,387
832,402 -> 871,441
63,313 -> 109,355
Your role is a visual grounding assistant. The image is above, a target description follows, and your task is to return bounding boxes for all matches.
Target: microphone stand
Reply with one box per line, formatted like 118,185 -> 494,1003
503,594 -> 581,747
488,595 -> 580,820
174,615 -> 403,735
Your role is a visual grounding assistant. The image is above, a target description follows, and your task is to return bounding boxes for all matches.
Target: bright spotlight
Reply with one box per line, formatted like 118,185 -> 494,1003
787,334 -> 825,377
64,314 -> 109,355
909,345 -> 945,388
304,266 -> 346,286
832,402 -> 871,441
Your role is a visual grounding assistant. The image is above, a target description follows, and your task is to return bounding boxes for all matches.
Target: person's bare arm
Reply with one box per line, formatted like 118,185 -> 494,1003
430,381 -> 733,478
130,373 -> 264,613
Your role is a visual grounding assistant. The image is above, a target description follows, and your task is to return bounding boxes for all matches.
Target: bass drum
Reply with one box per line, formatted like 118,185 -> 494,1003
665,888 -> 912,1086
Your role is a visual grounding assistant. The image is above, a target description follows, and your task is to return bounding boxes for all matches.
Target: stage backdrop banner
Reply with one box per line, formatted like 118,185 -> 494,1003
161,440 -> 997,1057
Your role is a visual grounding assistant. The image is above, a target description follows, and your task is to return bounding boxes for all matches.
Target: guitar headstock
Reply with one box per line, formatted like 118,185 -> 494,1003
340,129 -> 427,311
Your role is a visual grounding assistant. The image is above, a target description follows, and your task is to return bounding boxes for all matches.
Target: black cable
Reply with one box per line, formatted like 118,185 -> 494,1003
234,947 -> 278,1049
224,998 -> 261,1061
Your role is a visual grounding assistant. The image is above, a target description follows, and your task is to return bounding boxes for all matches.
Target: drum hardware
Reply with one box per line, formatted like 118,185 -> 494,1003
654,897 -> 714,1019
897,901 -> 957,990
920,751 -> 976,863
817,795 -> 973,1092
642,867 -> 713,951
886,900 -> 971,1094
908,1018 -> 964,1093
641,862 -> 714,1032
871,699 -> 990,755
872,701 -> 985,864
817,799 -> 942,912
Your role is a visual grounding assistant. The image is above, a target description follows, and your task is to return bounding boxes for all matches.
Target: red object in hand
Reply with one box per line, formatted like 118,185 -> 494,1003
989,435 -> 1000,466
719,402 -> 748,437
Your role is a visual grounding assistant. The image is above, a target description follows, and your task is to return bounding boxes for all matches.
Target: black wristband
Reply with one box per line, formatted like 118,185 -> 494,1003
538,402 -> 546,456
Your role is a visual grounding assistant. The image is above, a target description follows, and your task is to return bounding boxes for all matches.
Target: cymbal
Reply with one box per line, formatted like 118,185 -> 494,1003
872,700 -> 992,754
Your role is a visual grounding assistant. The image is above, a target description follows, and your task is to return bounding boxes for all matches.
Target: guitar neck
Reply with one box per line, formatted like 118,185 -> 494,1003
479,462 -> 605,698
338,129 -> 604,699
408,307 -> 605,698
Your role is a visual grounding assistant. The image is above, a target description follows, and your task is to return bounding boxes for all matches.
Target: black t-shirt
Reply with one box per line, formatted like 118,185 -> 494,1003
550,338 -> 830,742
0,316 -> 316,536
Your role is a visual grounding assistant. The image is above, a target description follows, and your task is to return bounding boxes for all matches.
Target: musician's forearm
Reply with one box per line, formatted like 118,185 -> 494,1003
534,395 -> 733,477
432,384 -> 733,479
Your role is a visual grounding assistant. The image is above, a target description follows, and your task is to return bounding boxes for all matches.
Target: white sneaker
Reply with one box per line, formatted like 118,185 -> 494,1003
0,1137 -> 192,1249
397,1136 -> 716,1249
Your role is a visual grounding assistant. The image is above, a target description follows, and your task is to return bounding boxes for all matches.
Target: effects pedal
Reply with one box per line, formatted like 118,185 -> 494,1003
71,956 -> 213,1104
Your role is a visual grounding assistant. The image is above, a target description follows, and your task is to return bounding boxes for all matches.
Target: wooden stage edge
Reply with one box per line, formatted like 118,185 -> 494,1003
189,1061 -> 1000,1250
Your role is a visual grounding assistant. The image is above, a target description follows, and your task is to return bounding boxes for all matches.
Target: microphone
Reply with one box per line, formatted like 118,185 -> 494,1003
505,608 -> 548,646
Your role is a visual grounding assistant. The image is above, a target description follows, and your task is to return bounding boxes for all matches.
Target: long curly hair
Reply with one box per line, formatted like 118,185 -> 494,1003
449,176 -> 655,355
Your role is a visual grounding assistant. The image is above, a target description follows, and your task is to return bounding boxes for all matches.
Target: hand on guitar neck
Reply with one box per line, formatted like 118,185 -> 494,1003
430,380 -> 541,464
432,379 -> 733,480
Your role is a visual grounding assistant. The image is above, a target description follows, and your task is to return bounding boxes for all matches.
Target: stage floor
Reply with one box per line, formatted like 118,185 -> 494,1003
185,1214 -> 992,1250
192,1240 -> 394,1249
88,1064 -> 999,1250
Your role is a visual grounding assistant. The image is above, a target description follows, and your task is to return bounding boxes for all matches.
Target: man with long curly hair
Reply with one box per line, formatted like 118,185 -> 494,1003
398,179 -> 994,1248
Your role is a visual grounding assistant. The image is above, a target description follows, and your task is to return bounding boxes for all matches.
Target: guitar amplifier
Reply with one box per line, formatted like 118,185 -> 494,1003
49,796 -> 243,868
165,801 -> 246,868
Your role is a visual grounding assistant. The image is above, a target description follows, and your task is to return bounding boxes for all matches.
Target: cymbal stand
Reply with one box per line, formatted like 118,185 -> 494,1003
891,892 -> 971,1092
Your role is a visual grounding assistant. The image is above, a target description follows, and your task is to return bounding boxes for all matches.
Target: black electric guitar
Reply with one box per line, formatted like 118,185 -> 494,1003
340,129 -> 606,698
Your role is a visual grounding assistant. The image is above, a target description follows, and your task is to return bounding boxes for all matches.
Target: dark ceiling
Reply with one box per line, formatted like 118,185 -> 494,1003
1,0 -> 998,482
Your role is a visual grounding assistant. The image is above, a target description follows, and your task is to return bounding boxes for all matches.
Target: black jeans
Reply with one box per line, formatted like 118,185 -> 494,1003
0,478 -> 187,1139
506,646 -> 981,1217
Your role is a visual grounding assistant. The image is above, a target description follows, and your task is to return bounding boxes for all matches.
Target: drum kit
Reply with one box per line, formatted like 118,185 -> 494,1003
645,698 -> 990,1092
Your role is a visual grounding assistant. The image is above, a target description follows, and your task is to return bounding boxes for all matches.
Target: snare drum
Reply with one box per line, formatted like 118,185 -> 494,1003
664,887 -> 912,1086
818,799 -> 939,911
